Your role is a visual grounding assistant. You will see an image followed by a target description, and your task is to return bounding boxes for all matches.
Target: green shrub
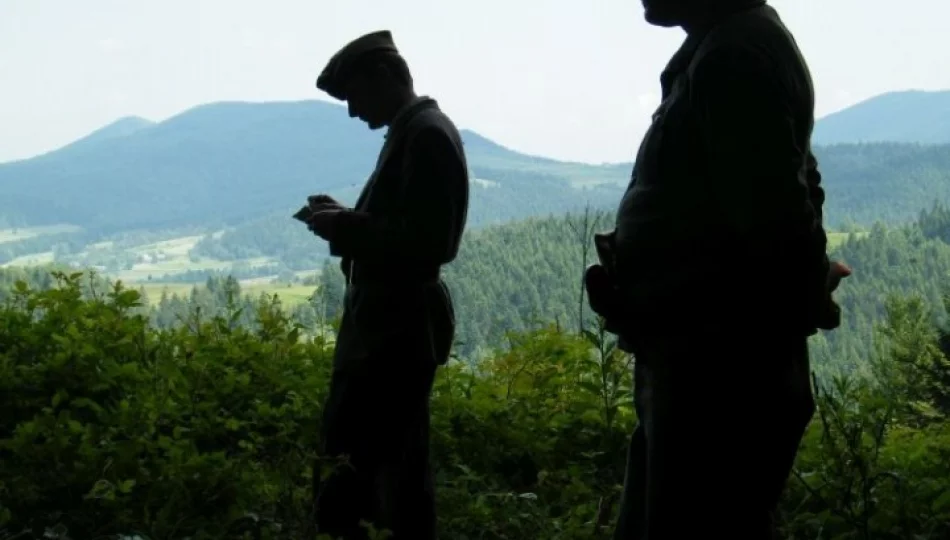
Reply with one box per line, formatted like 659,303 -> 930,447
0,272 -> 948,539
0,272 -> 330,539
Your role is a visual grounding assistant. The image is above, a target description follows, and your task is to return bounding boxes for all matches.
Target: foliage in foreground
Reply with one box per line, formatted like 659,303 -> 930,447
0,272 -> 949,539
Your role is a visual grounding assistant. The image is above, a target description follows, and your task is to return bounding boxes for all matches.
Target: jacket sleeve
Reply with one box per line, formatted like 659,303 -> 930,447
693,47 -> 828,260
691,44 -> 832,324
692,47 -> 818,235
327,126 -> 466,266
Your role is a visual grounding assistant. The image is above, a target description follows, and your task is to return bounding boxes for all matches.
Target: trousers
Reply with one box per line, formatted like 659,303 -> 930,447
612,329 -> 816,539
313,361 -> 437,540
313,283 -> 449,539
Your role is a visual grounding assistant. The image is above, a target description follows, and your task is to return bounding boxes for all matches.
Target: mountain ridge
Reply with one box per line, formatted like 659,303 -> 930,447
0,99 -> 625,233
7,87 -> 950,169
812,89 -> 950,145
3,90 -> 950,235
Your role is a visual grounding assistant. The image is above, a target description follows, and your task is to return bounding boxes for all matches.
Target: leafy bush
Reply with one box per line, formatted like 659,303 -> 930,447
0,272 -> 948,539
0,272 -> 330,539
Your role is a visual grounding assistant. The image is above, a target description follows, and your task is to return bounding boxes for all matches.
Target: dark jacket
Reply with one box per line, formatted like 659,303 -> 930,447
328,97 -> 469,371
613,1 -> 832,337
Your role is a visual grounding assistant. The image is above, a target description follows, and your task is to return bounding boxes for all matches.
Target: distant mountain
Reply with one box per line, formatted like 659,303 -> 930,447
0,100 -> 624,233
4,94 -> 950,237
77,116 -> 154,144
813,90 -> 950,145
43,116 -> 156,159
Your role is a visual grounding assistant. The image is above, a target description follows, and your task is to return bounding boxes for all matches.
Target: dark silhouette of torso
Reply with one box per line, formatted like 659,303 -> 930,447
614,1 -> 831,339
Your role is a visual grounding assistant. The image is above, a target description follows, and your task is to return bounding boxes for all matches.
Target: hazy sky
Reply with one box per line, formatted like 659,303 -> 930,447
2,0 -> 948,165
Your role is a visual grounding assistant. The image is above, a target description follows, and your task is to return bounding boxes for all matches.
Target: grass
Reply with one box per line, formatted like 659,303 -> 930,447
137,282 -> 317,306
244,284 -> 316,304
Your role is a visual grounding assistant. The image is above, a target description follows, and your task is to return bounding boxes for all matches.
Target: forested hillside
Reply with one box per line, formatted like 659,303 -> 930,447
291,204 -> 950,373
7,202 -> 950,375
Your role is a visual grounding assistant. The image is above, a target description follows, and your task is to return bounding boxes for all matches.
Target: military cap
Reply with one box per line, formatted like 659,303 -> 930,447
316,30 -> 399,101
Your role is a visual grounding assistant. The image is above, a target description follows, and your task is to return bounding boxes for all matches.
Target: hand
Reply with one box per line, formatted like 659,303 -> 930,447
306,209 -> 342,241
308,194 -> 344,211
584,264 -> 618,318
827,260 -> 852,293
584,264 -> 627,335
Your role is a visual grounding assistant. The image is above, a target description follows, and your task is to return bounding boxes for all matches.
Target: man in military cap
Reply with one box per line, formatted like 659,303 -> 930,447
303,30 -> 469,540
583,0 -> 852,538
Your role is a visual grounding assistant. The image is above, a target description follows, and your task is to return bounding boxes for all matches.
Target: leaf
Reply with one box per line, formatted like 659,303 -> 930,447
933,488 -> 950,512
118,479 -> 136,494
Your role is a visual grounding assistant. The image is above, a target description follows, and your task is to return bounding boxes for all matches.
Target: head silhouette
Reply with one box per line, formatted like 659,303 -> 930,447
316,30 -> 416,130
641,0 -> 762,29
341,52 -> 415,130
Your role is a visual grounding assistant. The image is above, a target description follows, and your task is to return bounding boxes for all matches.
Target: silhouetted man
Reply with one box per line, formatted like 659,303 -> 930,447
584,1 -> 852,538
304,30 -> 469,540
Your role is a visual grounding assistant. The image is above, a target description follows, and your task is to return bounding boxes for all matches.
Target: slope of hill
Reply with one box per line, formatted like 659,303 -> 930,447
63,116 -> 155,149
0,100 -> 624,234
4,91 -> 950,248
813,90 -> 950,145
459,129 -> 629,187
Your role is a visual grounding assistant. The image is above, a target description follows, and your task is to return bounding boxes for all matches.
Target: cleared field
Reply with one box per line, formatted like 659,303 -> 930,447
111,256 -> 270,283
0,232 -> 289,283
244,284 -> 316,304
104,235 -> 279,282
136,283 -> 194,299
138,282 -> 316,306
0,224 -> 83,244
126,235 -> 204,256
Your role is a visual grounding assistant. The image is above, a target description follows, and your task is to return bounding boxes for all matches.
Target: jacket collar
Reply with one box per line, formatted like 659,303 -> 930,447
659,0 -> 768,95
385,96 -> 437,139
